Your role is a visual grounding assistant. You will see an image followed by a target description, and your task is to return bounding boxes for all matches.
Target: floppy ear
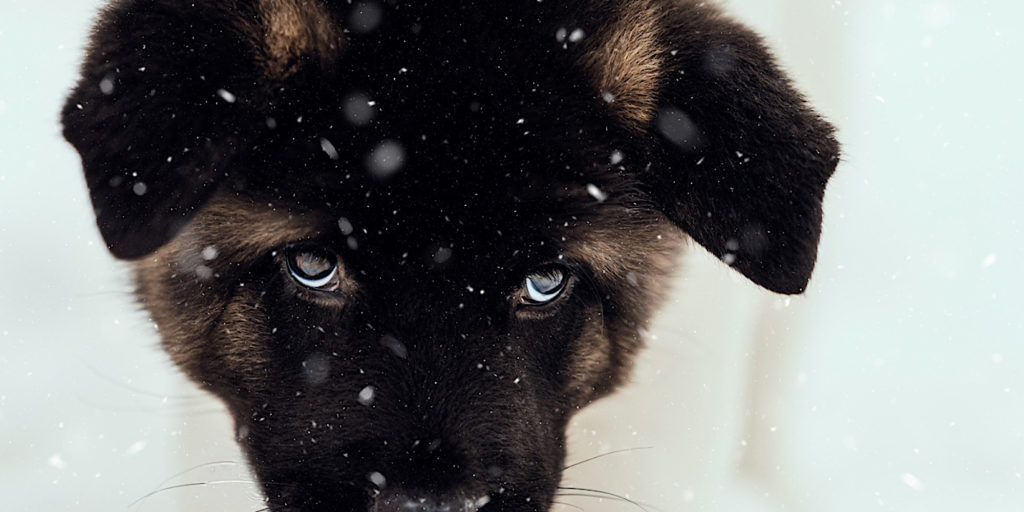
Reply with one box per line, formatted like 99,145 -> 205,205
584,5 -> 839,294
62,0 -> 344,259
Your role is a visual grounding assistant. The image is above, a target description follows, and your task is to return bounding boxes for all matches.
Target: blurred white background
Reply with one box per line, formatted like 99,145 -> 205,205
1,0 -> 1022,511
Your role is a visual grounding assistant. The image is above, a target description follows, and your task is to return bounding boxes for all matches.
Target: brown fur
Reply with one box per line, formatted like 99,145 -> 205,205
133,195 -> 337,396
62,1 -> 839,510
560,216 -> 683,401
254,0 -> 345,81
580,0 -> 666,131
137,188 -> 679,411
166,194 -> 327,266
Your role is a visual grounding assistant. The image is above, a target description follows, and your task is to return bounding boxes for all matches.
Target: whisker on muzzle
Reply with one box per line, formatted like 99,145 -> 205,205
560,446 -> 654,472
83,362 -> 206,402
148,460 -> 244,489
129,479 -> 259,508
78,360 -> 221,414
556,487 -> 654,512
550,500 -> 586,511
553,446 -> 655,511
73,395 -> 225,415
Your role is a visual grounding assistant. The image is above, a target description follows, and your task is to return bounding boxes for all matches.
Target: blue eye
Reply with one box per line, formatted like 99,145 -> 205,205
521,266 -> 568,304
286,247 -> 340,291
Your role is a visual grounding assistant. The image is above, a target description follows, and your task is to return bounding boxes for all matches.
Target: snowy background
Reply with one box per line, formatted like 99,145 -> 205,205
2,0 -> 1022,511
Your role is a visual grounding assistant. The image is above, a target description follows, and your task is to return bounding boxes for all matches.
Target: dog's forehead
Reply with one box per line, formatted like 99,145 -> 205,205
234,12 -> 629,273
250,2 -> 609,182
279,168 -> 625,275
209,158 -> 648,291
174,2 -> 669,295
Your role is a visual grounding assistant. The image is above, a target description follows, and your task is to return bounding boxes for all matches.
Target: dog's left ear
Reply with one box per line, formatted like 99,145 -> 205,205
62,0 -> 344,259
585,7 -> 840,294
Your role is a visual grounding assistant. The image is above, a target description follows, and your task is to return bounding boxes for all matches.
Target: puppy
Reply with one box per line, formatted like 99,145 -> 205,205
63,1 -> 838,511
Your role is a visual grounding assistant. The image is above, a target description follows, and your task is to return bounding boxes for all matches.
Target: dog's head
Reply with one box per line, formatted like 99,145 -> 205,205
63,1 -> 838,510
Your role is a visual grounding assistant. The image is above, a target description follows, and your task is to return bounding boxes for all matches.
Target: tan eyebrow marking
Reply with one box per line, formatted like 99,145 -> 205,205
579,0 -> 665,131
254,0 -> 346,81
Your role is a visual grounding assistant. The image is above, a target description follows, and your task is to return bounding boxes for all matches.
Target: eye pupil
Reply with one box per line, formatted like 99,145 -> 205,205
529,270 -> 563,293
522,266 -> 567,304
293,252 -> 333,279
286,247 -> 340,290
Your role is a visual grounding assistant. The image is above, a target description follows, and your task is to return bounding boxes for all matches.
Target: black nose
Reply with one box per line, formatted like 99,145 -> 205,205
375,489 -> 489,512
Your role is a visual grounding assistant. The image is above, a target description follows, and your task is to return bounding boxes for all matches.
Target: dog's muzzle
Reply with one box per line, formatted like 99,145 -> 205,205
374,488 -> 491,512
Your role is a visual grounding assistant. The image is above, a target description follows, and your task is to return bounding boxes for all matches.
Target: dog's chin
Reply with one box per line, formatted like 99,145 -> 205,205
262,484 -> 370,512
262,484 -> 543,512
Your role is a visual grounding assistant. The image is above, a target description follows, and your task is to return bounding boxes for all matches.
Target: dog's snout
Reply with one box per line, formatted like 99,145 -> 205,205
375,488 -> 490,512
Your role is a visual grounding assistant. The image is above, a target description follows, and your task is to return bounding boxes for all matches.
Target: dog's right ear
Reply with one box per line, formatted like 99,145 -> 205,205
62,0 -> 344,259
580,4 -> 839,294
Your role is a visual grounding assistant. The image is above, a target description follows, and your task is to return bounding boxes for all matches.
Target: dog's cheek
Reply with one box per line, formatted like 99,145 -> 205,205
557,220 -> 682,407
133,253 -> 225,384
133,248 -> 275,409
209,289 -> 277,399
561,317 -> 615,409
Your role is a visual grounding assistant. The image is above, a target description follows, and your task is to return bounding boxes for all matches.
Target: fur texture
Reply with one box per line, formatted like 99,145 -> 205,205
63,1 -> 838,511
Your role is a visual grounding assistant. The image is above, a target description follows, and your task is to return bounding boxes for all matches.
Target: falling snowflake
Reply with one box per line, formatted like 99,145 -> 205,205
901,473 -> 924,491
201,245 -> 218,261
99,76 -> 114,95
366,140 -> 405,179
380,335 -> 408,359
126,441 -> 147,455
367,471 -> 386,487
338,217 -> 355,235
48,454 -> 67,470
216,88 -> 236,103
358,385 -> 376,406
320,137 -> 340,160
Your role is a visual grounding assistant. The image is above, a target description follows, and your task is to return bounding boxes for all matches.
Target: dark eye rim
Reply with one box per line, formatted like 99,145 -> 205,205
519,263 -> 572,306
283,244 -> 342,292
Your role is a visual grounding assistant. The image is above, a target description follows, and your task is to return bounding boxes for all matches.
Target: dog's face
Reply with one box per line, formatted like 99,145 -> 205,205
63,1 -> 838,511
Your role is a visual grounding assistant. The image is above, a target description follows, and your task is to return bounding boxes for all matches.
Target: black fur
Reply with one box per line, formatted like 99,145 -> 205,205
63,1 -> 838,511
645,8 -> 838,294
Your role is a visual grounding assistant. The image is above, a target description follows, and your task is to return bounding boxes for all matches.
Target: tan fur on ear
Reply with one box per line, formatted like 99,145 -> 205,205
256,0 -> 345,80
580,0 -> 665,131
